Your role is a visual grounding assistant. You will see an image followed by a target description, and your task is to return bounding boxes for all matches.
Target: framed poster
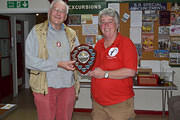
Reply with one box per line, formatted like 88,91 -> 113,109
142,22 -> 154,33
142,33 -> 154,52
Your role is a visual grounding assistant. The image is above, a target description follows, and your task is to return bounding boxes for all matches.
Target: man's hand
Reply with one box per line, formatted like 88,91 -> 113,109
88,67 -> 105,79
58,61 -> 76,71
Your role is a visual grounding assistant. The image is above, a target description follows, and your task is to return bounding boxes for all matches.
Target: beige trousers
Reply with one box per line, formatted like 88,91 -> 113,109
91,97 -> 136,120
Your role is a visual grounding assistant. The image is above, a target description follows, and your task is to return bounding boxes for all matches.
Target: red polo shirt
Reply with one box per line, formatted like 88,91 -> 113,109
91,33 -> 137,106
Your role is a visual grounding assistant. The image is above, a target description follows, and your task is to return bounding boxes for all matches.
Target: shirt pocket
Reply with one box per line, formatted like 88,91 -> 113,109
103,56 -> 122,70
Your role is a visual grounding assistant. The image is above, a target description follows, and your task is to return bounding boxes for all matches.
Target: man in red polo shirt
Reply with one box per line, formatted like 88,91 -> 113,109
88,8 -> 137,120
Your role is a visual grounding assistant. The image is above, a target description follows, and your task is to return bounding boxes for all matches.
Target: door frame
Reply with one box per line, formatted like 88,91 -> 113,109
10,16 -> 18,97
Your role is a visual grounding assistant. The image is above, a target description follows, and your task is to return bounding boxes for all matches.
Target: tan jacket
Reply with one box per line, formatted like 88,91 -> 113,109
29,20 -> 80,97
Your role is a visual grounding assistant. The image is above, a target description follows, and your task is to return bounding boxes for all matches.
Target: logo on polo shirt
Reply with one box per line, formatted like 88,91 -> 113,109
108,47 -> 119,57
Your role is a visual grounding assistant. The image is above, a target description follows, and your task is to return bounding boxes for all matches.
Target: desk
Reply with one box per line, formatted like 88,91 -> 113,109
80,82 -> 178,119
0,104 -> 17,119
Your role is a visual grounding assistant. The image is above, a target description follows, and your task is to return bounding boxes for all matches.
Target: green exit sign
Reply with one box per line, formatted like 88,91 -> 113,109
7,1 -> 28,8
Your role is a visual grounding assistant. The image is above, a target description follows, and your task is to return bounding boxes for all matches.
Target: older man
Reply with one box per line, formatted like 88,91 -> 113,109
25,0 -> 79,120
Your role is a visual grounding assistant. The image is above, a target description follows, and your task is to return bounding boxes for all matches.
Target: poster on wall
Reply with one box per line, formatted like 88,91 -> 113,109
82,24 -> 98,35
158,35 -> 169,50
154,50 -> 169,58
158,26 -> 170,50
170,36 -> 180,52
159,26 -> 170,35
121,13 -> 130,23
81,14 -> 92,24
142,33 -> 154,51
68,14 -> 81,25
159,11 -> 170,26
85,36 -> 94,46
108,3 -> 120,14
130,27 -> 142,44
170,25 -> 180,36
142,10 -> 158,21
171,3 -> 180,11
170,12 -> 180,25
130,11 -> 142,27
142,22 -> 154,33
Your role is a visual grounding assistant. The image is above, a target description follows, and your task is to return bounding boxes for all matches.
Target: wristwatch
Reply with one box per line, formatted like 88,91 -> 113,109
104,72 -> 109,79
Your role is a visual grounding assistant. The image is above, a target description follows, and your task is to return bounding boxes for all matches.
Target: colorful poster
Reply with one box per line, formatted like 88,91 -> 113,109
154,50 -> 169,58
158,35 -> 169,50
170,12 -> 180,25
142,22 -> 154,33
142,33 -> 154,51
142,10 -> 158,21
170,36 -> 180,52
158,26 -> 170,35
170,25 -> 180,36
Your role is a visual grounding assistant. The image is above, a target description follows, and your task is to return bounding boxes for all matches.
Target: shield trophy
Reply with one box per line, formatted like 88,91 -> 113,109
71,44 -> 96,76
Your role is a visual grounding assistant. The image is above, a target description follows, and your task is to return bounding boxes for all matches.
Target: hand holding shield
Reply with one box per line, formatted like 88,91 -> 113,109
71,44 -> 96,75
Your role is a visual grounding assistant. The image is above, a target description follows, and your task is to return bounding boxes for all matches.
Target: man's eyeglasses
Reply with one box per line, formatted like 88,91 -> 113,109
52,8 -> 66,14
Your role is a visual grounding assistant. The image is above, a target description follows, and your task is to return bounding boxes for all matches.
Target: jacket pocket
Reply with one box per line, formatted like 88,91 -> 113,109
29,70 -> 42,91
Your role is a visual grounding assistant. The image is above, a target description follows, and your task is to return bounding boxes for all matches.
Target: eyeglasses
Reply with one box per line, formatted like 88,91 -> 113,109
52,8 -> 66,14
100,21 -> 114,26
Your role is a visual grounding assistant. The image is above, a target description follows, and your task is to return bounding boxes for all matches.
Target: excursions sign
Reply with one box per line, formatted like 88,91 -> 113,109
68,1 -> 106,14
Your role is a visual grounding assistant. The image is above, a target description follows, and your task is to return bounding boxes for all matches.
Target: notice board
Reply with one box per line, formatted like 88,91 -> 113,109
118,2 -> 172,61
68,14 -> 101,45
68,2 -> 174,61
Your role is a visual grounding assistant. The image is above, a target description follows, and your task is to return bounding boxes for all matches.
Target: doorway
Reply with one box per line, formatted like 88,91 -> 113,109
0,15 -> 13,102
0,13 -> 47,100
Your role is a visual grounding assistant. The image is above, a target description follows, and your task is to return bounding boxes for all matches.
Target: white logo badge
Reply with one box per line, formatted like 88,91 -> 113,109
108,47 -> 119,57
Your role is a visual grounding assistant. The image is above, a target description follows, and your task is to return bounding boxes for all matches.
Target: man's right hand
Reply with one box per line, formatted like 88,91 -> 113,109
57,61 -> 76,71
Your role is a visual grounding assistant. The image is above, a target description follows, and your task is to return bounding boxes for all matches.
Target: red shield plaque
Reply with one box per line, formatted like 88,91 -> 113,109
71,44 -> 96,75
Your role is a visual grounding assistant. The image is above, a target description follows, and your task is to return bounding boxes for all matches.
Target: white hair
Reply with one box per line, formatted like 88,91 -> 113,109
50,0 -> 69,14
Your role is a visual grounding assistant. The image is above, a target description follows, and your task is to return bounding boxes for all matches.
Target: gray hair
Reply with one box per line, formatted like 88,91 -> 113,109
98,8 -> 120,28
50,0 -> 69,14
